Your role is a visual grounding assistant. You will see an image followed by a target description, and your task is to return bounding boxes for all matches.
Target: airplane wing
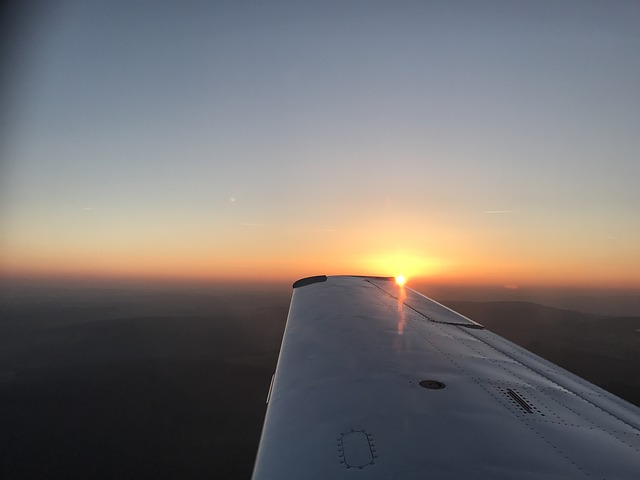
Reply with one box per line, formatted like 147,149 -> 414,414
251,275 -> 640,479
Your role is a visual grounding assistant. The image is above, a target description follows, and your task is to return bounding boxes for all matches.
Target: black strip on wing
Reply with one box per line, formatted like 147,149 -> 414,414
506,388 -> 534,414
293,275 -> 328,288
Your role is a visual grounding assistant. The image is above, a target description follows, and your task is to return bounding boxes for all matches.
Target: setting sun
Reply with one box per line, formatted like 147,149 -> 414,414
395,275 -> 406,286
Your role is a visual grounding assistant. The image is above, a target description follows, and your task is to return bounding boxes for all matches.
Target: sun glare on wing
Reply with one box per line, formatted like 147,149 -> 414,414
395,275 -> 406,286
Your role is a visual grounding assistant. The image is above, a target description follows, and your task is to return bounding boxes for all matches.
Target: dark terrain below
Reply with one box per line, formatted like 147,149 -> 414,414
0,285 -> 638,479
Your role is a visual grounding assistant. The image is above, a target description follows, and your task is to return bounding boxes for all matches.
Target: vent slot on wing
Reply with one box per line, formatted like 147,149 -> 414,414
497,387 -> 543,416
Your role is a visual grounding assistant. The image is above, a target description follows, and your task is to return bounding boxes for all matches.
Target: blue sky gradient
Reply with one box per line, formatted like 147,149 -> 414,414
2,1 -> 639,286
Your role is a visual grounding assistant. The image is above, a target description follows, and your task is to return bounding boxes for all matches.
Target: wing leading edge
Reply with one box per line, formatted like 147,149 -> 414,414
252,275 -> 640,479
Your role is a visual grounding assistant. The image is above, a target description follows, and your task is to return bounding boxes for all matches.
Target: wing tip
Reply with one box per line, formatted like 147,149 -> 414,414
292,275 -> 328,288
293,275 -> 397,289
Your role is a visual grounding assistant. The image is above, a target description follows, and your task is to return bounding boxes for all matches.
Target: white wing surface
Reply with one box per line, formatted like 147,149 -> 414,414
252,275 -> 640,479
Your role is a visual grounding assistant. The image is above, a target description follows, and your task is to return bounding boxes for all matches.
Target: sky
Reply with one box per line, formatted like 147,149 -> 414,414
2,1 -> 640,289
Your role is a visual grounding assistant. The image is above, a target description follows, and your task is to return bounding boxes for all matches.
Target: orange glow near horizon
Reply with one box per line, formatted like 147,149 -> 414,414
2,216 -> 640,290
3,245 -> 640,290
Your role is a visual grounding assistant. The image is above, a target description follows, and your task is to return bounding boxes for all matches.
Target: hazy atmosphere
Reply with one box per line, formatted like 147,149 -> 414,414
2,2 -> 640,479
2,0 -> 640,290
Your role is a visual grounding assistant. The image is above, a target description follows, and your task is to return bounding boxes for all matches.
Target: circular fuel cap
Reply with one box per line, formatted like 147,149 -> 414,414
419,380 -> 446,389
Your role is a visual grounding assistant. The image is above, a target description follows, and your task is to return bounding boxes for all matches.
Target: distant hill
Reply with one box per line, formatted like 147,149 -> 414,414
1,289 -> 638,479
0,289 -> 289,480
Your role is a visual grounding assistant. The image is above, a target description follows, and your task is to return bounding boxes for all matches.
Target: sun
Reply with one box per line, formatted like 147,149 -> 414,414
395,275 -> 406,286
364,251 -> 442,282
